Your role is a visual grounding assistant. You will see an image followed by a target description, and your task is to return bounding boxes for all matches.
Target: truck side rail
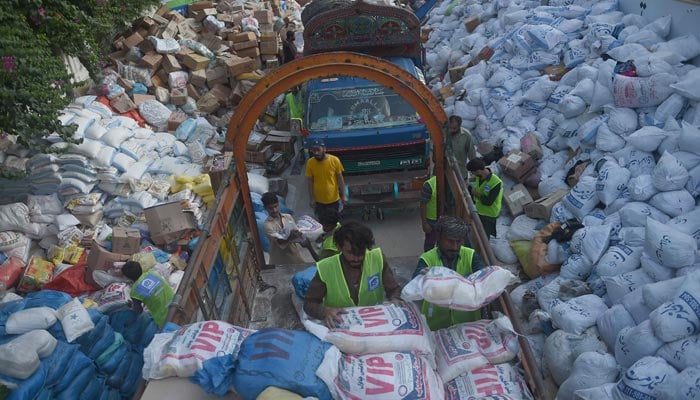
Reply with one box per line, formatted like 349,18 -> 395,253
445,156 -> 547,400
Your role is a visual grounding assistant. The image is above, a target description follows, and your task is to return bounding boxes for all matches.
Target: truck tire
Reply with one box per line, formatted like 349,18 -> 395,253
301,0 -> 354,26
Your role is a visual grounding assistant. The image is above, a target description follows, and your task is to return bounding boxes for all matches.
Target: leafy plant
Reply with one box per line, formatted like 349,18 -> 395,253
0,0 -> 159,150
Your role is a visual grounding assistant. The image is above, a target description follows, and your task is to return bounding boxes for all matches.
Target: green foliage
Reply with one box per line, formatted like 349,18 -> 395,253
0,0 -> 159,150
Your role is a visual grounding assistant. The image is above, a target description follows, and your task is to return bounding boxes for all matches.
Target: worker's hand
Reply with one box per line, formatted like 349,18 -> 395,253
289,229 -> 303,241
301,237 -> 313,248
324,307 -> 346,327
341,194 -> 348,205
385,298 -> 404,307
309,199 -> 316,209
421,221 -> 432,234
418,268 -> 429,275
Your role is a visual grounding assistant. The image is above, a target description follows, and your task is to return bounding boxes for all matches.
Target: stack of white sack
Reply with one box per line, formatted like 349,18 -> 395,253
421,0 -> 700,397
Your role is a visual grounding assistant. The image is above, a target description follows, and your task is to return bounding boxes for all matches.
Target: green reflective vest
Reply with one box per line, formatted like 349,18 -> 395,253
286,92 -> 303,119
474,172 -> 503,218
419,247 -> 480,330
321,223 -> 341,258
317,248 -> 384,308
425,176 -> 437,221
130,270 -> 175,328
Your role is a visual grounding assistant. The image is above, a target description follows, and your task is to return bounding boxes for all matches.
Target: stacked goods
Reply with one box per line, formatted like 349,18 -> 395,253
422,0 -> 700,397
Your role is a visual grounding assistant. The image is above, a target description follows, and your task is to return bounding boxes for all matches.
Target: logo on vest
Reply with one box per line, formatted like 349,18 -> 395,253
367,273 -> 380,291
135,274 -> 162,297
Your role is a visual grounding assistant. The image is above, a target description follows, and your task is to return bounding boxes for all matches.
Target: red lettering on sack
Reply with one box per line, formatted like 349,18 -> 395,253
471,366 -> 504,396
191,337 -> 217,352
366,357 -> 394,373
201,322 -> 225,336
365,356 -> 394,395
463,327 -> 491,349
359,307 -> 388,328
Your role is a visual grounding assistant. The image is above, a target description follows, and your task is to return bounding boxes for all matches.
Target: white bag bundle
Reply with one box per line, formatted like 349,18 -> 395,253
642,276 -> 685,310
596,304 -> 636,351
445,362 -> 533,400
573,383 -> 615,400
596,124 -> 627,152
550,294 -> 608,335
93,282 -> 133,313
612,73 -> 678,108
615,320 -> 664,368
400,266 -> 518,311
626,175 -> 658,201
544,327 -> 608,385
595,160 -> 631,206
645,217 -> 697,268
56,297 -> 95,343
639,252 -> 675,282
611,356 -> 678,400
650,272 -> 700,342
653,34 -> 700,62
560,254 -> 595,281
491,237 -> 518,265
5,307 -> 57,334
556,351 -> 618,400
656,334 -> 700,371
626,126 -> 667,152
509,274 -> 559,314
434,316 -> 519,383
620,289 -> 653,324
142,321 -> 253,379
595,244 -> 643,277
606,107 -> 638,136
667,208 -> 700,246
656,365 -> 700,400
247,172 -> 269,194
603,269 -> 654,304
569,224 -> 611,265
619,202 -> 669,227
0,330 -> 57,379
507,214 -> 541,241
652,151 -> 689,192
679,121 -> 700,155
296,215 -> 324,243
537,276 -> 567,313
649,189 -> 695,217
138,100 -> 172,130
617,227 -> 646,247
316,347 -> 444,400
563,176 -> 600,221
614,148 -> 655,178
303,302 -> 434,356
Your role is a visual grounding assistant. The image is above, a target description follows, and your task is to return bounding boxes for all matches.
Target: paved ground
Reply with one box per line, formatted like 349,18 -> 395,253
250,156 -> 425,329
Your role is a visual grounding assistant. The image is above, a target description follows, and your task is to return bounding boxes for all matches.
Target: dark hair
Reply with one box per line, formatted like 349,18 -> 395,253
286,31 -> 295,40
122,261 -> 143,281
318,207 -> 340,227
261,192 -> 279,207
565,160 -> 588,187
435,215 -> 468,239
449,115 -> 462,125
466,158 -> 486,172
333,221 -> 374,254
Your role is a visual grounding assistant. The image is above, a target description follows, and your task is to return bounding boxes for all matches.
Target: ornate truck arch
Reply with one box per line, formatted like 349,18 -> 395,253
226,52 -> 447,263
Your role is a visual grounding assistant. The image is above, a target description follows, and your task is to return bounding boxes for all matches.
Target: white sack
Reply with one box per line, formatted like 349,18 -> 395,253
679,120 -> 700,155
626,126 -> 667,152
620,288 -> 653,324
537,277 -> 567,313
556,351 -> 618,400
649,190 -> 695,217
671,68 -> 700,102
650,272 -> 700,342
595,244 -> 643,277
401,266 -> 518,311
614,148 -> 655,177
612,73 -> 677,108
574,383 -> 615,400
615,320 -> 664,368
596,124 -> 627,152
667,208 -> 700,246
652,34 -> 700,62
606,107 -> 638,136
643,276 -> 686,311
491,237 -> 518,265
645,217 -> 697,268
569,224 -> 611,265
652,151 -> 689,192
445,362 -> 532,400
596,304 -> 636,351
56,297 -> 95,343
560,254 -> 595,281
617,227 -> 646,247
611,356 -> 678,400
550,294 -> 608,335
656,334 -> 700,371
603,269 -> 654,304
247,172 -> 269,194
596,161 -> 631,206
0,330 -> 57,379
6,307 -> 57,334
507,215 -> 541,241
563,176 -> 599,221
640,252 -> 675,282
544,327 -> 608,385
627,175 -> 658,201
619,202 -> 669,227
656,365 -> 700,400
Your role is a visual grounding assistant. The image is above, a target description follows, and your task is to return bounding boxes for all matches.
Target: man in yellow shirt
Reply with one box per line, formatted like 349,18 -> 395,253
305,138 -> 347,219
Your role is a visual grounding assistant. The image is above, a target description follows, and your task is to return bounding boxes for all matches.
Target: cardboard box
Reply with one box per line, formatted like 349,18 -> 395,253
144,201 -> 196,245
524,189 -> 569,221
109,93 -> 136,113
225,56 -> 256,77
181,53 -> 210,70
245,144 -> 273,164
186,83 -> 201,100
498,150 -> 537,183
520,132 -> 543,160
190,69 -> 207,87
464,16 -> 480,33
189,1 -> 215,11
264,130 -> 296,154
543,63 -> 570,81
266,152 -> 288,174
262,54 -> 279,69
140,52 -> 163,71
247,131 -> 267,150
234,39 -> 258,51
86,241 -> 131,287
504,184 -> 534,217
206,66 -> 229,86
438,85 -> 453,100
209,83 -> 231,104
112,227 -> 141,255
448,64 -> 468,84
254,9 -> 274,24
259,40 -> 279,55
155,87 -> 170,103
167,110 -> 188,131
229,31 -> 257,43
133,94 -> 156,107
162,54 -> 182,73
268,177 -> 289,197
237,46 -> 260,59
197,92 -> 221,113
170,87 -> 188,105
123,32 -> 144,49
204,152 -> 233,192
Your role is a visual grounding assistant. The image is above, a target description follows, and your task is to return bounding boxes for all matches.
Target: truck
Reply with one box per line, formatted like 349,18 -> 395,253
298,0 -> 432,219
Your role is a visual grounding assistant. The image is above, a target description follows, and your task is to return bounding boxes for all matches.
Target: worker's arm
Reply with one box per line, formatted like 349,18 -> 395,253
413,257 -> 430,278
479,182 -> 502,206
381,254 -> 402,301
419,182 -> 432,233
303,273 -> 329,320
469,251 -> 487,273
307,176 -> 316,208
337,172 -> 347,203
303,239 -> 320,261
464,130 -> 477,160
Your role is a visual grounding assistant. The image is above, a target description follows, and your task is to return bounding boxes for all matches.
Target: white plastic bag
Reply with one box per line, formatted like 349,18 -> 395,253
595,244 -> 643,277
596,304 -> 636,351
569,225 -> 611,265
56,297 -> 94,343
446,362 -> 533,400
556,351 -> 618,400
649,190 -> 695,217
650,272 -> 700,342
611,356 -> 678,400
652,151 -> 689,192
596,161 -> 631,206
626,175 -> 658,201
667,208 -> 700,246
550,294 -> 608,335
0,330 -> 57,379
563,176 -> 599,221
544,327 -> 608,385
6,307 -> 57,334
656,334 -> 700,371
614,320 -> 664,368
612,73 -> 677,108
645,217 -> 697,269
603,269 -> 654,304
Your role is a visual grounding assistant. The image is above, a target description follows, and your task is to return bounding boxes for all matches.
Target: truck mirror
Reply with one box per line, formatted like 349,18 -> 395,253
290,118 -> 304,135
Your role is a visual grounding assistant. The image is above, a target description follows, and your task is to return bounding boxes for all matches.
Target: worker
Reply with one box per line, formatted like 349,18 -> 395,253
305,138 -> 347,220
315,207 -> 341,260
446,115 -> 477,178
122,261 -> 174,328
420,175 -> 438,251
286,86 -> 303,120
303,221 -> 402,326
413,216 -> 486,330
466,158 -> 503,239
261,192 -> 309,265
282,30 -> 297,64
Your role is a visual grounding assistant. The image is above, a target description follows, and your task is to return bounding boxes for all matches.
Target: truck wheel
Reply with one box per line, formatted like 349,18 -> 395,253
301,0 -> 353,25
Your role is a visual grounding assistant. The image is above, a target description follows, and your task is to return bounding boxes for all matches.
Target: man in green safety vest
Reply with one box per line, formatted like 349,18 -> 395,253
466,158 -> 503,239
303,221 -> 402,326
413,216 -> 486,330
122,261 -> 175,328
285,86 -> 303,120
420,175 -> 438,251
315,207 -> 342,260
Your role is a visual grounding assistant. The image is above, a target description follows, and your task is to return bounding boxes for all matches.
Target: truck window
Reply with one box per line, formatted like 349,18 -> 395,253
307,86 -> 420,132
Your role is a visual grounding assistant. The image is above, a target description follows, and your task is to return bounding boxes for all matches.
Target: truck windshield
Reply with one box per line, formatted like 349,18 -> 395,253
307,86 -> 420,132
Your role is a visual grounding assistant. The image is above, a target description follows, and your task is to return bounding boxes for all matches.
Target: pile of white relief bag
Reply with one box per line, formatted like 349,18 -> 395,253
421,0 -> 700,397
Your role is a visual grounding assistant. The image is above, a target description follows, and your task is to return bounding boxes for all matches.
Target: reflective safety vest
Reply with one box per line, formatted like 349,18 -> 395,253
130,270 -> 175,328
474,172 -> 503,218
317,248 -> 384,307
419,247 -> 480,330
321,223 -> 341,258
286,92 -> 303,119
425,176 -> 437,221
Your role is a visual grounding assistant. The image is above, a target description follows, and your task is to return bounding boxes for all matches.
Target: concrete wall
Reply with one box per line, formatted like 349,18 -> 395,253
618,0 -> 700,66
